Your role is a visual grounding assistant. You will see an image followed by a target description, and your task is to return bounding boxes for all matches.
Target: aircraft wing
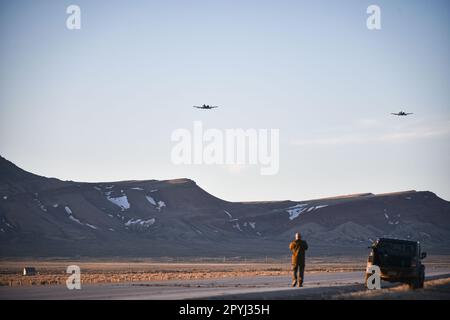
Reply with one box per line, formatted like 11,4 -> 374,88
193,106 -> 202,108
406,113 -> 413,115
391,113 -> 399,115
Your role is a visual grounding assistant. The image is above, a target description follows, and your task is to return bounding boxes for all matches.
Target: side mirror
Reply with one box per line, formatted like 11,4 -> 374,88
421,252 -> 427,259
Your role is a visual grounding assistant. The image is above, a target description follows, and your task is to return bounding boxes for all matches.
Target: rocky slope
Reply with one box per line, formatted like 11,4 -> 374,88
1,156 -> 449,257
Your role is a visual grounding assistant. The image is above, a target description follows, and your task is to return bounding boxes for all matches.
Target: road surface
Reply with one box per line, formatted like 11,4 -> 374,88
1,270 -> 449,300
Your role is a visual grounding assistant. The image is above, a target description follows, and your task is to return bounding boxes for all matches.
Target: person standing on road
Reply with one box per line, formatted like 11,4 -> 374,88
289,232 -> 308,287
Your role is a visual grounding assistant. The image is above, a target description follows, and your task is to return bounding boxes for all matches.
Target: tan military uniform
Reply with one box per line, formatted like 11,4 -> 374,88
289,239 -> 308,286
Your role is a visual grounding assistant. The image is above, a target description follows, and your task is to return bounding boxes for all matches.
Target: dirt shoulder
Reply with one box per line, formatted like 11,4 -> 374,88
336,276 -> 450,300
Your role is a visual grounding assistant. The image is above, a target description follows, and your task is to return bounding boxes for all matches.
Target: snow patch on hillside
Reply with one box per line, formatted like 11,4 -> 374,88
64,206 -> 100,229
157,201 -> 166,211
224,211 -> 258,234
383,209 -> 400,225
69,215 -> 82,225
286,204 -> 308,220
233,222 -> 243,232
146,195 -> 156,206
107,194 -> 130,210
125,218 -> 156,227
307,204 -> 329,213
224,210 -> 233,219
144,194 -> 165,211
33,197 -> 47,212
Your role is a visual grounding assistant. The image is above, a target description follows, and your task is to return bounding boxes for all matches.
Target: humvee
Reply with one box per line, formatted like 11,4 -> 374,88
365,238 -> 426,289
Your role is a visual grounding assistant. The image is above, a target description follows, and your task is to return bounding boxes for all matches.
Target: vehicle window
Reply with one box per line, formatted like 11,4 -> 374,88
377,242 -> 417,255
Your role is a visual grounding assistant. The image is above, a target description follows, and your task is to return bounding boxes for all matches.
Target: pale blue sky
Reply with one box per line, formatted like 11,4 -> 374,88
1,0 -> 449,201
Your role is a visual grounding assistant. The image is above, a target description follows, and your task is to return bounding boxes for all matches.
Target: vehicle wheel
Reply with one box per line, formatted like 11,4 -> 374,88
409,275 -> 423,289
408,278 -> 420,289
418,268 -> 425,289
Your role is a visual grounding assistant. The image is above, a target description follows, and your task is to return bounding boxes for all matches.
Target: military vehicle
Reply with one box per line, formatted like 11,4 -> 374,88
365,237 -> 426,289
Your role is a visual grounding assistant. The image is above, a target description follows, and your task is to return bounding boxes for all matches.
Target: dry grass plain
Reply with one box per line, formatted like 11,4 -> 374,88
1,255 -> 449,287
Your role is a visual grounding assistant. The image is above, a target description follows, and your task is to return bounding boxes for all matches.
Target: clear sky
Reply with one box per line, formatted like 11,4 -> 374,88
1,0 -> 449,201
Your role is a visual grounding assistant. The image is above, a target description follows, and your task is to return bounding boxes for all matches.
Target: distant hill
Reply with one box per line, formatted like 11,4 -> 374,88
1,155 -> 449,258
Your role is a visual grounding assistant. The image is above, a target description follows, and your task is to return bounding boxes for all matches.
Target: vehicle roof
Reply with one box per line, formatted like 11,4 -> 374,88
377,237 -> 419,245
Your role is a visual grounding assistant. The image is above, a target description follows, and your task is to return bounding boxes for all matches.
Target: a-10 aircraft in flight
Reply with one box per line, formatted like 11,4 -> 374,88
391,110 -> 413,116
193,104 -> 219,110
